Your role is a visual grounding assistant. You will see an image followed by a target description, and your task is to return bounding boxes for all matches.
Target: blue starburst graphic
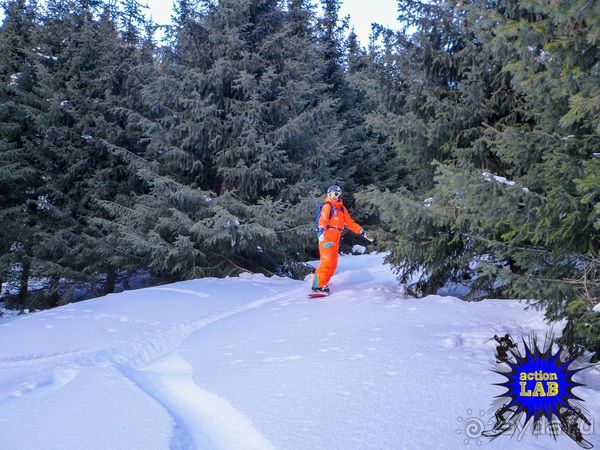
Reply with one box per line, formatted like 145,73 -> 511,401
492,336 -> 587,431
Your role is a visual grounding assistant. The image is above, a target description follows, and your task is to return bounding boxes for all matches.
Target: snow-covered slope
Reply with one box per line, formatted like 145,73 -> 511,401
0,254 -> 598,450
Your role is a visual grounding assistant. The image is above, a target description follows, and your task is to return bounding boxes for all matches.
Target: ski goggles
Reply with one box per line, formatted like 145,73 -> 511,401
328,191 -> 341,199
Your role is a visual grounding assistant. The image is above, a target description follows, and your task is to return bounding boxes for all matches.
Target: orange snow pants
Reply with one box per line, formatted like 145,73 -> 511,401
312,231 -> 341,289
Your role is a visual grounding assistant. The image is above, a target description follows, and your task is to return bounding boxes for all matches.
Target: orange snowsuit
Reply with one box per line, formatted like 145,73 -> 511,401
312,197 -> 363,289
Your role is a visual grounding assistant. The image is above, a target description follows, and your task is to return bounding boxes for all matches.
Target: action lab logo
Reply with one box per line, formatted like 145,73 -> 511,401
482,333 -> 594,449
518,369 -> 558,397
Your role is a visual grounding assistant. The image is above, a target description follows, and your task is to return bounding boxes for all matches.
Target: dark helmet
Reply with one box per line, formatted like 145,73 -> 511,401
327,185 -> 342,198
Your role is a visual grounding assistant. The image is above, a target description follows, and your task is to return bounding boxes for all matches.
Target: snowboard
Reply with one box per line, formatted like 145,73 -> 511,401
481,424 -> 511,437
573,438 -> 594,450
308,292 -> 329,298
560,424 -> 594,449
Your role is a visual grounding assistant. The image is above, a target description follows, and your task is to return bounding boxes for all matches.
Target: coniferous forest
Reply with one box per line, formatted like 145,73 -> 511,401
0,0 -> 598,358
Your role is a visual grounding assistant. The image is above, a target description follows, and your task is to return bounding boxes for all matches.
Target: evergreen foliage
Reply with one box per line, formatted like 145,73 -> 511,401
0,0 -> 597,357
358,0 -> 600,358
0,0 -> 49,306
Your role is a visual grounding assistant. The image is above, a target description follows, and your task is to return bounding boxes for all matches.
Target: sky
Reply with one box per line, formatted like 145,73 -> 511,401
0,1 -> 400,44
145,0 -> 400,44
340,0 -> 400,42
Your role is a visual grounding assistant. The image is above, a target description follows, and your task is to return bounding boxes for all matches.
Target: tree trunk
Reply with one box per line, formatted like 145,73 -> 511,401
17,258 -> 31,307
47,275 -> 61,308
104,268 -> 117,295
507,257 -> 523,274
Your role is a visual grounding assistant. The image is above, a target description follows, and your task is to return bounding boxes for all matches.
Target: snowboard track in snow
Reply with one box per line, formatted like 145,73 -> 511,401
0,348 -> 89,368
118,354 -> 275,450
0,285 -> 310,449
0,265 -> 381,448
113,286 -> 313,450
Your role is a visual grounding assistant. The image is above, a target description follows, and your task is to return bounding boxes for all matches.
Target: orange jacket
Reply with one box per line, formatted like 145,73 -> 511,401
318,197 -> 362,237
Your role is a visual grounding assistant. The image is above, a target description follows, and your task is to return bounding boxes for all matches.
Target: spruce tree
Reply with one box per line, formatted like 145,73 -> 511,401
359,0 -> 600,358
100,0 -> 346,279
27,0 -> 155,302
335,29 -> 401,193
316,0 -> 347,95
0,0 -> 48,307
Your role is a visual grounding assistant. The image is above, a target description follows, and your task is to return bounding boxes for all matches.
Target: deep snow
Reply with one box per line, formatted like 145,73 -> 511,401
0,253 -> 598,450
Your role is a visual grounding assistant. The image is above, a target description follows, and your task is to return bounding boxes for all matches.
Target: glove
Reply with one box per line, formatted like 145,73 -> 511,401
360,229 -> 374,243
318,227 -> 325,242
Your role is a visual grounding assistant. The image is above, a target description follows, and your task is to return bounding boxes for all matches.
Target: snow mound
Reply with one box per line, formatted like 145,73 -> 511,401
351,244 -> 366,254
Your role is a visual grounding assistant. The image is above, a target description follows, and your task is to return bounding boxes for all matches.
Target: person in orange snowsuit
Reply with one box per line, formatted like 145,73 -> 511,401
312,185 -> 371,294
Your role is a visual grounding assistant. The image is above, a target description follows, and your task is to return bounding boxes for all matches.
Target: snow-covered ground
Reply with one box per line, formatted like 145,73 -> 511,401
0,253 -> 598,450
0,303 -> 29,319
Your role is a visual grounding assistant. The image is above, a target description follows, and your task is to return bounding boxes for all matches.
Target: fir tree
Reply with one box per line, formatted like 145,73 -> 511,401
120,0 -> 147,45
100,0 -> 346,280
0,0 -> 47,306
360,0 -> 600,358
28,0 -> 155,302
316,0 -> 348,95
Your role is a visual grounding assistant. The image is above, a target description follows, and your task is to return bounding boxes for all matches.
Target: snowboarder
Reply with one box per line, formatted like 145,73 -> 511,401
558,406 -> 593,449
311,185 -> 371,295
482,403 -> 516,437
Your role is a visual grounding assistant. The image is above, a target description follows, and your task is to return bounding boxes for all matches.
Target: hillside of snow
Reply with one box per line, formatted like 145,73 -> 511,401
0,253 -> 598,449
